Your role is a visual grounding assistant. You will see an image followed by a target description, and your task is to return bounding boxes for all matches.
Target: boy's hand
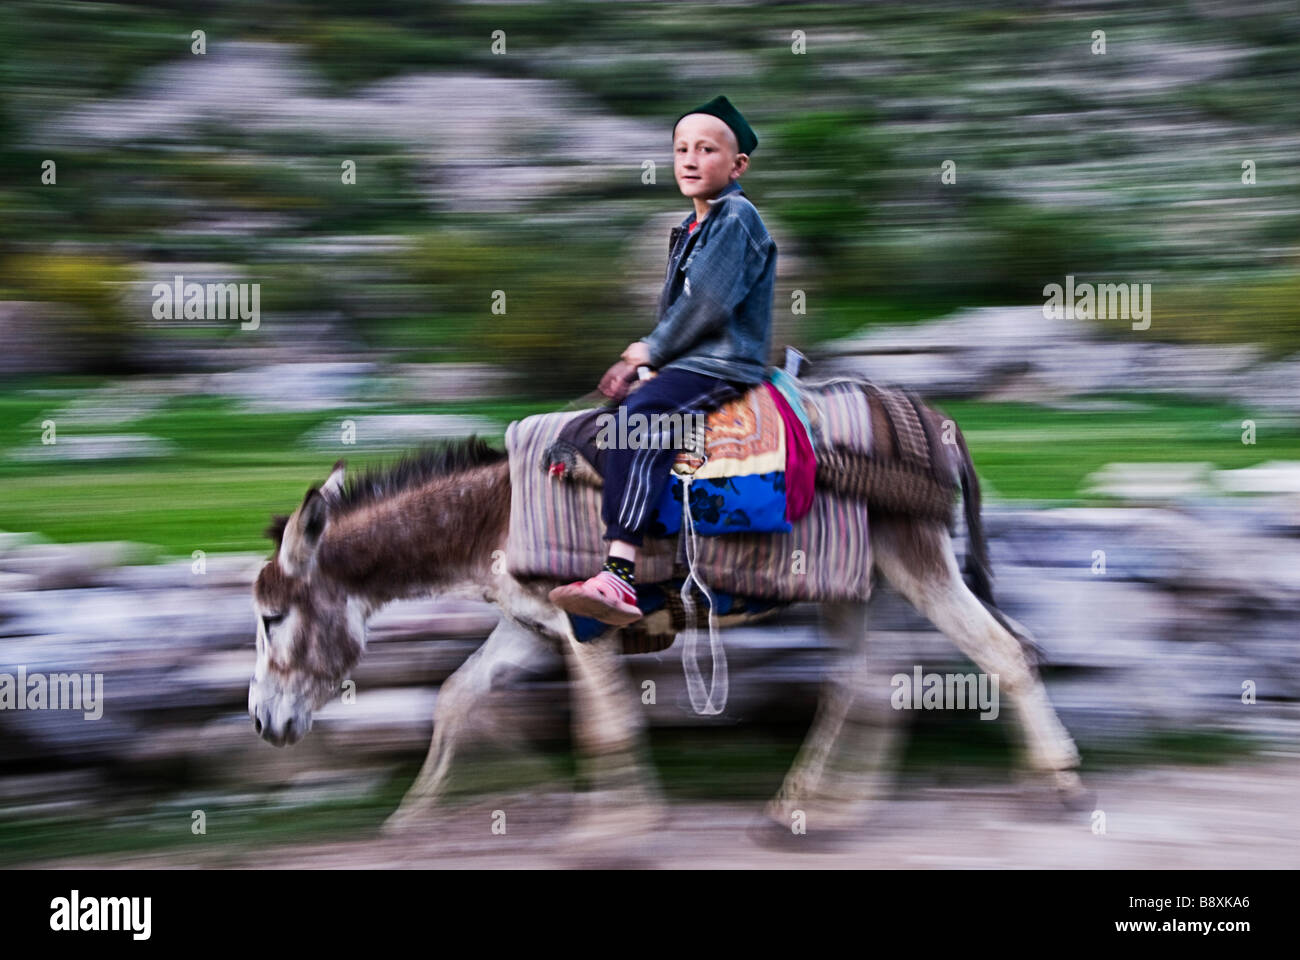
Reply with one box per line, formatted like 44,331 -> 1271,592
621,341 -> 652,367
597,359 -> 639,401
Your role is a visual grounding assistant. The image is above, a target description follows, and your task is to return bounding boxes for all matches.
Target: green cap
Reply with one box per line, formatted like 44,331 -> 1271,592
674,95 -> 757,155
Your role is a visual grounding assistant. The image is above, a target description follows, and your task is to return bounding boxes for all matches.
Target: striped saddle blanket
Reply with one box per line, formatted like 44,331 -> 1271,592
504,376 -> 960,604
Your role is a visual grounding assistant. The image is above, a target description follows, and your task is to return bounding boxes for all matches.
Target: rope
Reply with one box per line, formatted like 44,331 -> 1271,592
678,474 -> 727,715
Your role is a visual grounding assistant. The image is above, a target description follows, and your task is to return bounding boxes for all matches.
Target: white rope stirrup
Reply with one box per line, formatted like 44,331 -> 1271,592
678,473 -> 727,716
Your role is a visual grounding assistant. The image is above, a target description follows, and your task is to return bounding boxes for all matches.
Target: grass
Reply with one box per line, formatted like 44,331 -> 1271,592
0,767 -> 419,867
2,379 -> 1295,551
938,394 -> 1300,501
0,386 -> 557,554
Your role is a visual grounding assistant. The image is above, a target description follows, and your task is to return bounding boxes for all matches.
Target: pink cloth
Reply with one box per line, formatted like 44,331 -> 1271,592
764,382 -> 815,523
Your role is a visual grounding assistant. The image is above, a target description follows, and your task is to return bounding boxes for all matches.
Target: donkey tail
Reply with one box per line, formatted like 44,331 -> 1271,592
954,424 -> 1047,666
955,427 -> 994,605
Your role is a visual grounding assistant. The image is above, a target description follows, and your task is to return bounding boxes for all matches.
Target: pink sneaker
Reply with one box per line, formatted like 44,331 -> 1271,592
549,570 -> 642,626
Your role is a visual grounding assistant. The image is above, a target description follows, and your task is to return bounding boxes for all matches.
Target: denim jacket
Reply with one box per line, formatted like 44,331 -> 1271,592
641,180 -> 776,385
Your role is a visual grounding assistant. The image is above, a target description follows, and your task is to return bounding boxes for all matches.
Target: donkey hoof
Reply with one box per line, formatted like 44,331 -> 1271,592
564,795 -> 667,848
379,814 -> 411,838
745,813 -> 848,852
1053,771 -> 1095,813
380,806 -> 433,838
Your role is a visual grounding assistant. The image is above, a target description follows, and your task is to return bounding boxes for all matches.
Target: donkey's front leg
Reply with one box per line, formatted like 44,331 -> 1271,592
383,616 -> 554,834
561,629 -> 666,842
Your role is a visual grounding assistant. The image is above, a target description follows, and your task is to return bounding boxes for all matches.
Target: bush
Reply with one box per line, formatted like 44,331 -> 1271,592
1,253 -> 139,373
1093,273 -> 1300,357
393,227 -> 637,397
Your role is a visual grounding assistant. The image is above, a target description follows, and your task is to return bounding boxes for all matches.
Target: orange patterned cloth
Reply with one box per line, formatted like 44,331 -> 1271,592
672,380 -> 786,479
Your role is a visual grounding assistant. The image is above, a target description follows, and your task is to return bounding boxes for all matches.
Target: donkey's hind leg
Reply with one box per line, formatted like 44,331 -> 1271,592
871,516 -> 1082,792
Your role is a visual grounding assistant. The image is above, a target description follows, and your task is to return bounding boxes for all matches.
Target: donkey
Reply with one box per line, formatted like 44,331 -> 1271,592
249,420 -> 1086,839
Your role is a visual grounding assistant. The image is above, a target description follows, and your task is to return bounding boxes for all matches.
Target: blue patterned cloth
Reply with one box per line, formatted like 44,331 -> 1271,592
644,471 -> 791,537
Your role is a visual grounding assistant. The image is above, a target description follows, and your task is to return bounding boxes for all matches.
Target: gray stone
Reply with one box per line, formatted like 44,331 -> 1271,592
379,363 -> 521,403
206,361 -> 378,413
299,414 -> 499,451
4,495 -> 1300,808
0,542 -> 157,590
41,43 -> 662,216
9,435 -> 176,463
1083,462 -> 1216,500
819,306 -> 1300,412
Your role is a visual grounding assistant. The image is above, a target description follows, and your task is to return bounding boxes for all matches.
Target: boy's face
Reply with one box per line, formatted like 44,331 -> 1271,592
673,113 -> 748,204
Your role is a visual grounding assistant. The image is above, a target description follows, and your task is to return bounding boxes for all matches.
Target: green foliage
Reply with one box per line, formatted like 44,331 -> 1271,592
764,110 -> 893,263
1092,274 -> 1300,358
3,0 -> 1300,378
298,17 -> 482,88
396,227 -> 637,396
1,254 -> 138,372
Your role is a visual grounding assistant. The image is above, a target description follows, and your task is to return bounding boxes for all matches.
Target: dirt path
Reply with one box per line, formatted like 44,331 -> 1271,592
27,759 -> 1300,869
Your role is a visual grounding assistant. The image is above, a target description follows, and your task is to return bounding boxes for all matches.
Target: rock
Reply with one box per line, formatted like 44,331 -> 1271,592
0,531 -> 43,557
299,414 -> 499,451
3,496 -> 1300,812
42,43 -> 663,215
0,302 -> 103,375
206,361 -> 378,413
8,435 -> 176,463
1082,462 -> 1216,500
97,553 -> 266,591
819,306 -> 1300,412
379,363 -> 521,403
1215,460 -> 1300,495
46,388 -> 170,426
1226,358 -> 1300,413
0,542 -> 157,589
312,686 -> 439,751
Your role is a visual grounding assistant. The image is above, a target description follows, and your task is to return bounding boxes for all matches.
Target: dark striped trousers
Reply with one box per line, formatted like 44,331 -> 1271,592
601,367 -> 745,546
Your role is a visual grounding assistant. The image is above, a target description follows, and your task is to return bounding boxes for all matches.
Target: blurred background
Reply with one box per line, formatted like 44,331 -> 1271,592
2,0 -> 1299,867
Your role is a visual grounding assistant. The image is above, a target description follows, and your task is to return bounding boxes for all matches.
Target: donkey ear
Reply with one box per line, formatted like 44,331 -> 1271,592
300,489 -> 329,546
263,513 -> 291,545
278,488 -> 332,577
320,459 -> 346,503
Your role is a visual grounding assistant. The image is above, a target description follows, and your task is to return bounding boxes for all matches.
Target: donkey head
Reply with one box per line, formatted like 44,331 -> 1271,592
249,460 -> 363,747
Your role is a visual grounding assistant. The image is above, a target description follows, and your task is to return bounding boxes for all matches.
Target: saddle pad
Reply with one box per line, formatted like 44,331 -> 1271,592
511,410 -> 680,585
547,379 -> 814,487
807,379 -> 960,521
769,381 -> 815,522
505,410 -> 872,602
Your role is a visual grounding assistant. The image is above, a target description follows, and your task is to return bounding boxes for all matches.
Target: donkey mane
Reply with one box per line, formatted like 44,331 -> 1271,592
262,435 -> 506,549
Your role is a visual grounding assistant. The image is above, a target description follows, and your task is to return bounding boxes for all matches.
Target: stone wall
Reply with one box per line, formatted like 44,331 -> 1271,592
1,498 -> 1296,813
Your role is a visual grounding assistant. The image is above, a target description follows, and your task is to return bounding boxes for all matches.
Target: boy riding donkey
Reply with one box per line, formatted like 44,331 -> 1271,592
550,95 -> 778,627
